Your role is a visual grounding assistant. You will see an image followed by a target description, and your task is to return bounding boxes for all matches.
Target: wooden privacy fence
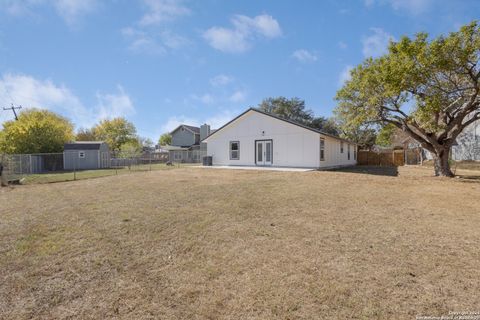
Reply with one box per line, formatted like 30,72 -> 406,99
358,150 -> 406,166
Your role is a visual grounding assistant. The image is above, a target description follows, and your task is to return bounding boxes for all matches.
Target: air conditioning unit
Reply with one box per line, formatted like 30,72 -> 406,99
202,156 -> 212,166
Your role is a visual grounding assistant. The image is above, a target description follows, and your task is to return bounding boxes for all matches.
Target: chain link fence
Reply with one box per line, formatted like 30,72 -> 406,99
0,150 -> 202,185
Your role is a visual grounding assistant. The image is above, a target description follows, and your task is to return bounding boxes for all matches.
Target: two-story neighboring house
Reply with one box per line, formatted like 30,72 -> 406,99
422,118 -> 480,162
166,123 -> 211,162
451,119 -> 480,161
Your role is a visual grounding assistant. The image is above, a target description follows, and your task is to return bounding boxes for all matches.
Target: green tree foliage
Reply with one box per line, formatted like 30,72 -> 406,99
119,140 -> 142,158
259,97 -> 314,125
335,21 -> 480,176
376,124 -> 396,147
310,117 -> 340,135
0,109 -> 74,154
140,137 -> 154,150
258,96 -> 341,135
337,123 -> 377,150
158,133 -> 172,146
76,128 -> 96,141
92,117 -> 137,151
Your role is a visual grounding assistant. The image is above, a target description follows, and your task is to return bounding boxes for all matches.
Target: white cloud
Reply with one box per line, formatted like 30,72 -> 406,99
229,90 -> 246,103
121,27 -> 189,54
0,73 -> 89,125
338,65 -> 353,87
160,110 -> 237,133
121,27 -> 166,55
210,74 -> 234,87
160,30 -> 190,49
365,0 -> 432,15
203,27 -> 250,53
0,0 -> 98,26
204,110 -> 237,129
362,28 -> 395,58
292,49 -> 318,63
232,14 -> 282,38
161,115 -> 200,132
192,93 -> 215,105
0,73 -> 135,128
139,0 -> 190,26
338,41 -> 348,49
53,0 -> 99,26
122,0 -> 190,55
95,86 -> 135,121
389,0 -> 432,14
203,14 -> 282,53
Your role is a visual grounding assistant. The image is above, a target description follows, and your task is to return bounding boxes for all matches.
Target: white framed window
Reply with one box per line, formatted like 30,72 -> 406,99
174,152 -> 182,160
340,141 -> 344,153
347,144 -> 351,160
78,151 -> 85,158
320,138 -> 325,161
230,141 -> 240,160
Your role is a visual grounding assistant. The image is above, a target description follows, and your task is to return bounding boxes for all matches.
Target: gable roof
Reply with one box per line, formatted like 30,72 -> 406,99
171,124 -> 200,135
202,108 -> 357,144
64,141 -> 106,150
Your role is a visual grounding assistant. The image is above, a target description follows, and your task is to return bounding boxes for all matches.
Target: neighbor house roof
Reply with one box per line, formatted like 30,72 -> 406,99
171,124 -> 200,135
64,141 -> 106,150
161,145 -> 191,151
202,108 -> 357,144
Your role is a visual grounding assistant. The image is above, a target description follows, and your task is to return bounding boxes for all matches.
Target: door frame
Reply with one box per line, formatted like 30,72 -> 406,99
254,139 -> 273,166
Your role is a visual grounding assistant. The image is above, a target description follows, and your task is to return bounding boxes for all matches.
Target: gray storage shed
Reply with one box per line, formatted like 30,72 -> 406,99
63,142 -> 110,170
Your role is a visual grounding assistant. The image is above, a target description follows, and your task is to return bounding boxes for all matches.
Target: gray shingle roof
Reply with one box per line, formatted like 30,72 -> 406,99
183,125 -> 200,134
64,141 -> 105,150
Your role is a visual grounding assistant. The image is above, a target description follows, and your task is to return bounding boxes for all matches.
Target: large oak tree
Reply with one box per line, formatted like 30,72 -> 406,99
335,21 -> 480,177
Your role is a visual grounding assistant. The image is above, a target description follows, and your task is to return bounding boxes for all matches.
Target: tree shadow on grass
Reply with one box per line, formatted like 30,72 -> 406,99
454,174 -> 480,183
331,165 -> 399,177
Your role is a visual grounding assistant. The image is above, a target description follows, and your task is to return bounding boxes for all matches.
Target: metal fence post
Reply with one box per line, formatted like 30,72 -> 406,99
73,153 -> 76,181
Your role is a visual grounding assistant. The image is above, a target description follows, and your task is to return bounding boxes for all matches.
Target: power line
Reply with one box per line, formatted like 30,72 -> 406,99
3,104 -> 22,121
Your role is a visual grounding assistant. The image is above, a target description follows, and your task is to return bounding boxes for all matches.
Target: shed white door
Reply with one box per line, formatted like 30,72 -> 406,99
256,140 -> 272,166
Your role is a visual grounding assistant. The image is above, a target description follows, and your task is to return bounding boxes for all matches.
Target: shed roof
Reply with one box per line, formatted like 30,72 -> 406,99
171,124 -> 200,135
202,108 -> 357,144
64,141 -> 106,150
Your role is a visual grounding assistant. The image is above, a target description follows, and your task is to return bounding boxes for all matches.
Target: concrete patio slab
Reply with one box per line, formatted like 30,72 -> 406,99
193,165 -> 315,172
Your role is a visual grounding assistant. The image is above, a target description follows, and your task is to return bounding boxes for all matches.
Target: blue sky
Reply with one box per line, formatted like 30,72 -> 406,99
0,0 -> 479,140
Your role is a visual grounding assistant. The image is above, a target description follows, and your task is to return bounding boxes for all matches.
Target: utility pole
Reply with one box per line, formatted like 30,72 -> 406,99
3,104 -> 22,120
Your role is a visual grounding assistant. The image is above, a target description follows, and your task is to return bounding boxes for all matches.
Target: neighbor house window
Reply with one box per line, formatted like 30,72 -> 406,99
174,152 -> 182,160
340,141 -> 344,153
320,138 -> 325,161
230,141 -> 240,160
347,144 -> 351,160
78,151 -> 85,158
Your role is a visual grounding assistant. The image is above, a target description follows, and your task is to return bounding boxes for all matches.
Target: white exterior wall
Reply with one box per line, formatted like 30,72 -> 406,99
321,136 -> 358,168
205,110 -> 357,168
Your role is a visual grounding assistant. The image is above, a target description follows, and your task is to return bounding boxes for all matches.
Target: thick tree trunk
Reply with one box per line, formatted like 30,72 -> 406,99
432,148 -> 454,177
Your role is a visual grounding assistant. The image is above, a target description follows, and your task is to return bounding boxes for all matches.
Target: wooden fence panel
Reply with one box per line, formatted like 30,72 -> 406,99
358,150 -> 405,166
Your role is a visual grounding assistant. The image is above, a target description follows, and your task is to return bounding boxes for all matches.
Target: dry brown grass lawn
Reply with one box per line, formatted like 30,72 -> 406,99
1,166 -> 480,319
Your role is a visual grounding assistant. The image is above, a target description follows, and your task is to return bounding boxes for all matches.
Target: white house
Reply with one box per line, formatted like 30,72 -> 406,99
202,108 -> 357,169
